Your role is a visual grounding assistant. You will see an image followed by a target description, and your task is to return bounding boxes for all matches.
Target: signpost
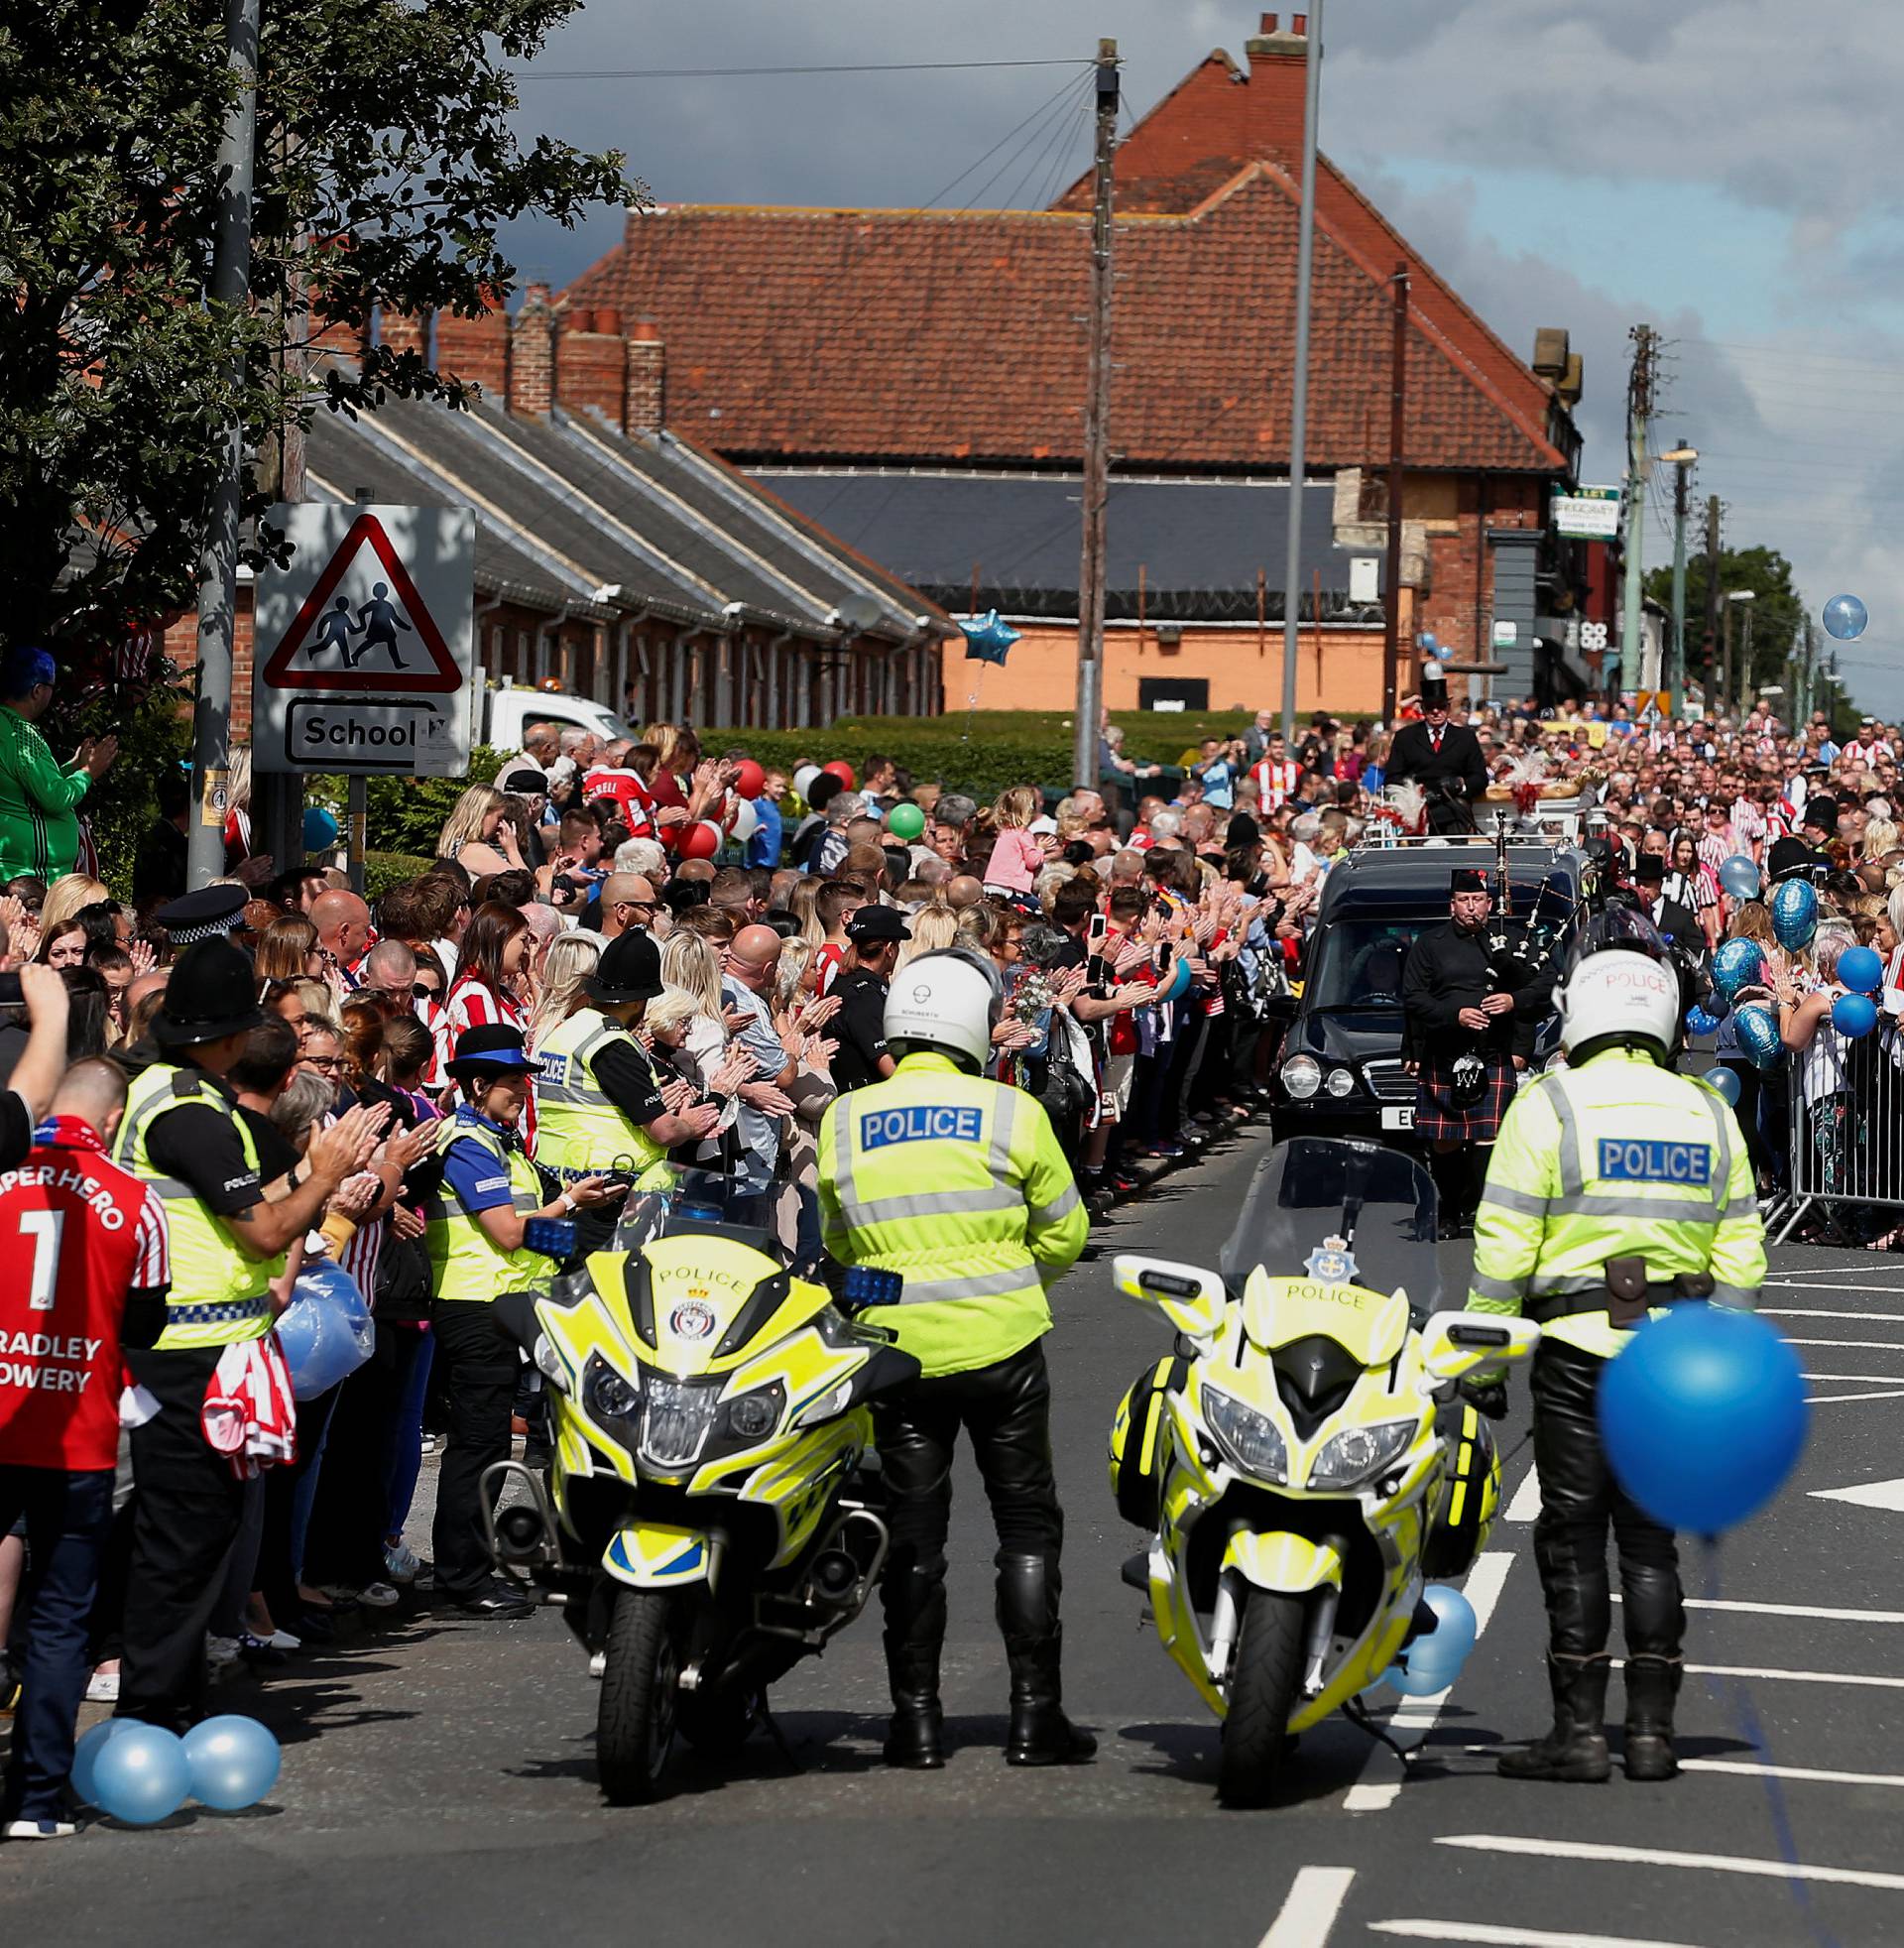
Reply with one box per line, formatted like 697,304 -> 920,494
1552,485 -> 1622,542
254,503 -> 475,778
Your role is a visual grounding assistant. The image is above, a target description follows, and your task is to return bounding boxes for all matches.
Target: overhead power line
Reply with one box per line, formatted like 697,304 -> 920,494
516,59 -> 1092,82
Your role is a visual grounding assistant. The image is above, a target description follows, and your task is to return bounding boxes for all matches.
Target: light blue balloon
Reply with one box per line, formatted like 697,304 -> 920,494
1734,1003 -> 1783,1071
182,1714 -> 282,1811
70,1717 -> 133,1806
1833,993 -> 1878,1040
1838,945 -> 1884,995
1713,938 -> 1766,1002
90,1722 -> 190,1826
1705,1064 -> 1742,1106
1718,854 -> 1760,902
1380,1654 -> 1458,1697
1770,879 -> 1818,952
1419,1585 -> 1479,1665
1685,1004 -> 1723,1037
1823,593 -> 1868,642
302,806 -> 339,853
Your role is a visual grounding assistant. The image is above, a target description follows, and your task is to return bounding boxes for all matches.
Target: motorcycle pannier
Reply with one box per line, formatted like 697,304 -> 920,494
1421,1402 -> 1500,1579
1109,1354 -> 1191,1530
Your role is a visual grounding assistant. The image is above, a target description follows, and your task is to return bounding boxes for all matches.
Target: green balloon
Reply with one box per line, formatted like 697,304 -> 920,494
888,802 -> 925,841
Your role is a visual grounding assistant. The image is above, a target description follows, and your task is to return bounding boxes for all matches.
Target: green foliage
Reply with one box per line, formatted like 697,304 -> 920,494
364,850 -> 437,900
1643,544 -> 1806,705
0,0 -> 636,654
58,683 -> 193,900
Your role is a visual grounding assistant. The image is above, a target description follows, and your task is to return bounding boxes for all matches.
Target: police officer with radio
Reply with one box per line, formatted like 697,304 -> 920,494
817,951 -> 1090,1771
1465,917 -> 1767,1783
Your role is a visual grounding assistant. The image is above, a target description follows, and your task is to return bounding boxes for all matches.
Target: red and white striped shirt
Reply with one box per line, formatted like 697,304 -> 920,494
1250,759 -> 1301,811
440,977 -> 533,1142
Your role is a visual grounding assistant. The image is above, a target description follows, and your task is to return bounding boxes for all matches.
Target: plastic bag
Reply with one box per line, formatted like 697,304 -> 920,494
274,1258 -> 374,1400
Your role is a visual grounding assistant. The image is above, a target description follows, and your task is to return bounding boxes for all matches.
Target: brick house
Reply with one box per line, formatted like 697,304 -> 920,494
559,14 -> 1588,717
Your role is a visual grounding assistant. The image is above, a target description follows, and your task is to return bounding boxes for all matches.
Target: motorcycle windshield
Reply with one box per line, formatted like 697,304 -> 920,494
610,1169 -> 778,1258
1219,1138 -> 1441,1311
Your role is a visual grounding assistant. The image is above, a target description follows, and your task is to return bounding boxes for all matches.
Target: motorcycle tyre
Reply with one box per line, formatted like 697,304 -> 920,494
1218,1591 -> 1306,1809
677,1688 -> 758,1759
598,1589 -> 681,1804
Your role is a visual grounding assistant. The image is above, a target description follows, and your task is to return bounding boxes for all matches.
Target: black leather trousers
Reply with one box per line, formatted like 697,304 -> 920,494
1531,1341 -> 1685,1662
873,1340 -> 1064,1654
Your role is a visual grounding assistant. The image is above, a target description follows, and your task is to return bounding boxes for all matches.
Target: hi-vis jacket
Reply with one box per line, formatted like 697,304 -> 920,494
1467,1046 -> 1767,1358
817,1050 -> 1089,1379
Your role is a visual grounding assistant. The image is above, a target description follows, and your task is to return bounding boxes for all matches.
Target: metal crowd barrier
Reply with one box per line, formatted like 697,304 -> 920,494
1761,1029 -> 1904,1246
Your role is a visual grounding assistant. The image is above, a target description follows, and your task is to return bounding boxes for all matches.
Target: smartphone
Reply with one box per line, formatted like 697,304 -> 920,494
1087,913 -> 1110,950
1157,940 -> 1175,974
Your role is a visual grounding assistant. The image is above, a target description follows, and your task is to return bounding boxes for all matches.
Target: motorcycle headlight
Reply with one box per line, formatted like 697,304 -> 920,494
723,1380 -> 786,1443
791,1377 -> 856,1429
1325,1066 -> 1356,1099
1307,1417 -> 1418,1492
1202,1387 -> 1288,1483
533,1335 -> 570,1393
641,1377 -> 722,1470
583,1357 -> 641,1423
1280,1054 -> 1322,1100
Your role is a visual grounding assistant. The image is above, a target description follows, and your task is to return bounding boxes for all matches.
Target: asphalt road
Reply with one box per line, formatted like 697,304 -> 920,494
7,1125 -> 1904,1948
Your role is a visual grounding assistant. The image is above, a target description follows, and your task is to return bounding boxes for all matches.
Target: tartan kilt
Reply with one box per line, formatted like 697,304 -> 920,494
1414,1054 -> 1515,1143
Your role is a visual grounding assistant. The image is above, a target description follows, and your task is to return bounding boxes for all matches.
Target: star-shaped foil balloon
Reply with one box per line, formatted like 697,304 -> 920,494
960,609 -> 1020,666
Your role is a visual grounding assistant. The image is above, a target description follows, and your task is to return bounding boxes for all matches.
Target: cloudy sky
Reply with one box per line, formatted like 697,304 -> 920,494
502,1 -> 1904,715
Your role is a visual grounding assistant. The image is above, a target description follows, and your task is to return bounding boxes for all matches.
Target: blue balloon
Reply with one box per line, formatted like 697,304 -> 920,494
1713,938 -> 1766,1002
1718,854 -> 1761,902
1599,1304 -> 1809,1534
1418,1585 -> 1479,1665
70,1717 -> 133,1806
1379,1656 -> 1457,1697
1838,945 -> 1884,995
1771,879 -> 1818,952
90,1721 -> 190,1826
1705,1064 -> 1742,1106
1833,993 -> 1878,1039
1823,593 -> 1868,642
302,806 -> 339,852
1161,954 -> 1194,1004
1685,1004 -> 1722,1037
1734,1003 -> 1783,1071
182,1714 -> 282,1811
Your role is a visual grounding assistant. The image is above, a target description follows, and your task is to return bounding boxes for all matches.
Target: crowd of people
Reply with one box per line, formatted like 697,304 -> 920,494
0,607 -> 1899,1832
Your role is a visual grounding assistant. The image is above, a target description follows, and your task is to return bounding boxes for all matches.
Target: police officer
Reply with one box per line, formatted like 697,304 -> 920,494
817,951 -> 1091,1770
1466,922 -> 1767,1782
424,1025 -> 617,1617
534,930 -> 721,1252
113,938 -> 373,1728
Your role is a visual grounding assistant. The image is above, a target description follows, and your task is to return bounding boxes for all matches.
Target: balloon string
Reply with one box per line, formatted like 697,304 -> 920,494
962,664 -> 989,746
1699,1539 -> 1842,1948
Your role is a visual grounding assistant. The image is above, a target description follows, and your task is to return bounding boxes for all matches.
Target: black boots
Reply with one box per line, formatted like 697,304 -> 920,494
882,1571 -> 946,1769
1623,1654 -> 1682,1782
997,1554 -> 1096,1766
1498,1653 -> 1612,1783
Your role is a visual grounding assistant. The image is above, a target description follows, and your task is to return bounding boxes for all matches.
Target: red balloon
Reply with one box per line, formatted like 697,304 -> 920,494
676,820 -> 722,860
822,760 -> 856,790
732,759 -> 766,799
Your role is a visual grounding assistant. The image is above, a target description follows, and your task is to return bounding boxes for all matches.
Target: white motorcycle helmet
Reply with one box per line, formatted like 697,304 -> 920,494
883,949 -> 1002,1072
1556,946 -> 1681,1065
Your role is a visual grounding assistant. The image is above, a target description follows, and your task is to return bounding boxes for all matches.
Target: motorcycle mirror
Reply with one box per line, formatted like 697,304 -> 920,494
1112,1254 -> 1228,1344
1417,1310 -> 1541,1385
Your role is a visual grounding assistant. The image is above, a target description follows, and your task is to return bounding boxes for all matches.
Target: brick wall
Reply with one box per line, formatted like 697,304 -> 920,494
555,308 -> 628,428
509,285 -> 555,417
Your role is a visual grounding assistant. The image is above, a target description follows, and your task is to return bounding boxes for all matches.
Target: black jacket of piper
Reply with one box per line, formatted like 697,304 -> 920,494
1401,918 -> 1551,1065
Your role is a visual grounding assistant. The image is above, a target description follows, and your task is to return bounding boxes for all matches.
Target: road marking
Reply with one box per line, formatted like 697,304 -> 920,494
1436,1832 -> 1904,1892
1784,1337 -> 1904,1352
1617,1592 -> 1904,1624
1255,1867 -> 1355,1948
1679,1661 -> 1904,1690
1344,1552 -> 1514,1813
1682,1757 -> 1904,1788
1763,1274 -> 1904,1289
1807,1388 -> 1904,1404
1801,1371 -> 1904,1382
1812,1476 -> 1904,1513
1504,1465 -> 1542,1523
1769,1307 -> 1904,1321
1369,1923 -> 1709,1948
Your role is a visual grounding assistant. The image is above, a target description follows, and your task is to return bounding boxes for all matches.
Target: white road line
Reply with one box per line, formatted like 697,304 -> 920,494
1617,1592 -> 1904,1624
1255,1867 -> 1356,1948
1504,1465 -> 1542,1523
1763,1274 -> 1904,1289
1680,1661 -> 1904,1689
1369,1923 -> 1709,1948
1807,1388 -> 1904,1404
1344,1552 -> 1514,1813
1436,1832 -> 1904,1893
1801,1371 -> 1904,1382
1784,1337 -> 1904,1352
1682,1757 -> 1904,1788
1769,1307 -> 1904,1321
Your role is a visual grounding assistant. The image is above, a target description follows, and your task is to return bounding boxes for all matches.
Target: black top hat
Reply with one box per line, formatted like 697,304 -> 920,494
846,905 -> 911,944
583,929 -> 665,1004
152,937 -> 266,1048
1634,851 -> 1666,884
1449,868 -> 1489,896
155,884 -> 250,947
1226,812 -> 1261,849
444,1025 -> 541,1076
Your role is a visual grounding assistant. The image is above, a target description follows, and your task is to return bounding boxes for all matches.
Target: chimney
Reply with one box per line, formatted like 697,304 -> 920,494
435,288 -> 511,400
377,305 -> 429,363
1247,11 -> 1309,61
625,318 -> 664,434
509,283 -> 554,417
554,305 -> 629,430
1241,11 -> 1310,158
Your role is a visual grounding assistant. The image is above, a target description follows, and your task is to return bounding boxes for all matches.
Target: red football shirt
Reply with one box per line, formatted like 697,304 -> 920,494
0,1116 -> 171,1471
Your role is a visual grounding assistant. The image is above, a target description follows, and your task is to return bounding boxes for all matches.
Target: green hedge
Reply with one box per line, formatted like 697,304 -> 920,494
364,850 -> 438,900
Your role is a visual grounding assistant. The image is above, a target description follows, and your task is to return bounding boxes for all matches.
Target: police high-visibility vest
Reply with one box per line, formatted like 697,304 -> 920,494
817,1049 -> 1089,1379
1466,1046 -> 1768,1358
533,1008 -> 670,1187
422,1112 -> 544,1304
113,1062 -> 272,1352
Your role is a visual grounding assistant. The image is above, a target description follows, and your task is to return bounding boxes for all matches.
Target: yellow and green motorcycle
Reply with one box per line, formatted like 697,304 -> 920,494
1108,1136 -> 1539,1806
485,1173 -> 920,1803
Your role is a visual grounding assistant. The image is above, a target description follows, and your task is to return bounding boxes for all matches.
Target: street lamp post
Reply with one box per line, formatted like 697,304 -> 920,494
1658,443 -> 1698,719
1722,588 -> 1755,720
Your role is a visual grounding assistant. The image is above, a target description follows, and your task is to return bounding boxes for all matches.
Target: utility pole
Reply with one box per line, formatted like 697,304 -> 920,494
186,0 -> 262,890
1279,0 -> 1325,738
1619,325 -> 1656,725
1702,494 -> 1722,718
1659,439 -> 1697,719
1721,595 -> 1734,719
1071,40 -> 1119,794
1381,262 -> 1409,723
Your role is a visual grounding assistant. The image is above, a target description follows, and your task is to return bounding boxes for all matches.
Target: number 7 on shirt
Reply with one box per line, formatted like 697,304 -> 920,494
21,1208 -> 66,1311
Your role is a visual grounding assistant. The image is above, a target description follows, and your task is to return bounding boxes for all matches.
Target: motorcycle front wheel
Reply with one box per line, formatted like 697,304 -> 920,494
1219,1590 -> 1305,1808
597,1588 -> 680,1804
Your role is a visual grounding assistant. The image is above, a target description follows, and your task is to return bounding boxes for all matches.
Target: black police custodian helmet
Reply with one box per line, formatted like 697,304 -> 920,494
583,929 -> 665,1004
152,937 -> 266,1049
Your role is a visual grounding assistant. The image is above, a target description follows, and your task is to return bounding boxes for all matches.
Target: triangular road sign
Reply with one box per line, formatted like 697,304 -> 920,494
1811,1478 -> 1904,1513
260,511 -> 463,693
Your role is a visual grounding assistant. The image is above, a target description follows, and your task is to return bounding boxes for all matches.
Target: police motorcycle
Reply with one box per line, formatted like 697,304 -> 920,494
1107,1136 -> 1539,1805
484,1171 -> 920,1803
